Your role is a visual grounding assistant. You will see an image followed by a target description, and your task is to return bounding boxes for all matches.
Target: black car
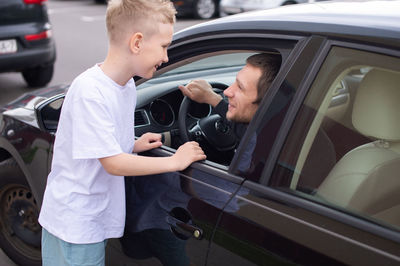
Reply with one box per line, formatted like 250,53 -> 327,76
1,1 -> 400,265
172,0 -> 220,19
0,0 -> 56,88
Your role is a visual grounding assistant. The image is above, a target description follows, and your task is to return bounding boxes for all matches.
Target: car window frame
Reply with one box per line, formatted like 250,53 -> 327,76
141,33 -> 301,177
241,38 -> 400,244
227,35 -> 329,183
260,40 -> 400,187
228,36 -> 321,174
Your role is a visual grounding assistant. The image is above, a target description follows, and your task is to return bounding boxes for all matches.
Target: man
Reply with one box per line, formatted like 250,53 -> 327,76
180,53 -> 281,124
121,53 -> 282,266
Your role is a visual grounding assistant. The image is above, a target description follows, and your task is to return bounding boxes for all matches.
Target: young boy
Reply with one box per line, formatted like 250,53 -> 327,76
38,0 -> 206,265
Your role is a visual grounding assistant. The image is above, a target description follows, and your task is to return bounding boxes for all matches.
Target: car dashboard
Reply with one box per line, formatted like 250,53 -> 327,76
133,67 -> 237,150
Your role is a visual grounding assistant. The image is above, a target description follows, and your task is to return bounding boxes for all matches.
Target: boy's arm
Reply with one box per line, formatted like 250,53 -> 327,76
133,132 -> 163,153
99,141 -> 206,176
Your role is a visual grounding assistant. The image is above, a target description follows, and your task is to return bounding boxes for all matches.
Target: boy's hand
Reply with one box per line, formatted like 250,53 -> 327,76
133,133 -> 163,153
179,79 -> 222,107
172,141 -> 206,171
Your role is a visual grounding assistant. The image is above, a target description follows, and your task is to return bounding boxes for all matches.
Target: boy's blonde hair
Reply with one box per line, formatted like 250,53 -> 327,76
106,0 -> 176,44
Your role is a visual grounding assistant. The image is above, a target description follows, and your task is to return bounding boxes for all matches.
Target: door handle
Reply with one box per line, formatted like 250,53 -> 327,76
167,207 -> 203,240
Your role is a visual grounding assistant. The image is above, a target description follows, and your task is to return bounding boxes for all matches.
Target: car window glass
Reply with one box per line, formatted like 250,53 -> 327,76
159,53 -> 253,77
137,52 -> 253,90
269,46 -> 400,231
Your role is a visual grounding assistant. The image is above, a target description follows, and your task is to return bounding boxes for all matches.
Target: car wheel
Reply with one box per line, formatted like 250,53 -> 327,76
94,0 -> 107,3
194,0 -> 217,19
282,1 -> 297,5
0,159 -> 41,266
22,64 -> 54,88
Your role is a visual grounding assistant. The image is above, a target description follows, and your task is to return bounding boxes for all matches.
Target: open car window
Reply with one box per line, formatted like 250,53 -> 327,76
135,51 -> 273,167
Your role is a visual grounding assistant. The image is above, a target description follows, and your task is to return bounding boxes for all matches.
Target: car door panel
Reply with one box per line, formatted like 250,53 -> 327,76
122,146 -> 245,266
118,35 -> 329,265
213,181 -> 400,266
223,43 -> 400,266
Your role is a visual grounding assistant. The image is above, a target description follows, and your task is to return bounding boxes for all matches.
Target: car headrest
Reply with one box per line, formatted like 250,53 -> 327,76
352,69 -> 400,141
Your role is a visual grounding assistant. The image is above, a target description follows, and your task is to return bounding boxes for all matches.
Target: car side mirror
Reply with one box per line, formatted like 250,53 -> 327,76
35,95 -> 64,133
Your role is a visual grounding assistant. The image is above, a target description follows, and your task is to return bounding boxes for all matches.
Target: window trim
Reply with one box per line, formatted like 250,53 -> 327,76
143,145 -> 244,185
258,37 -> 400,186
158,33 -> 299,81
228,36 -> 311,174
233,35 -> 330,183
244,39 -> 400,244
140,34 -> 299,165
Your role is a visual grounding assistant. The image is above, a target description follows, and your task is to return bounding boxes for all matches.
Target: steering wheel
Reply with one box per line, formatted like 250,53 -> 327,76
178,82 -> 237,160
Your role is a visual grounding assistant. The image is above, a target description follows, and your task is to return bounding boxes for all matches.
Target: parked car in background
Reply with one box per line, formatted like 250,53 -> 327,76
172,0 -> 220,19
1,1 -> 400,265
220,0 -> 309,15
0,0 -> 56,88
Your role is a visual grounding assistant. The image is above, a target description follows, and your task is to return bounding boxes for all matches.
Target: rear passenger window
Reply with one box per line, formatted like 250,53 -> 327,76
270,47 -> 400,230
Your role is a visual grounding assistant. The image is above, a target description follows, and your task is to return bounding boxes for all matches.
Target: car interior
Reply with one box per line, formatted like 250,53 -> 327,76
272,47 -> 400,230
316,68 -> 400,227
134,51 -> 258,165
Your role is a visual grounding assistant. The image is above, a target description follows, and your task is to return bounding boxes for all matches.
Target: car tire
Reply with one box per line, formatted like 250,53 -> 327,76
0,159 -> 42,266
94,0 -> 107,4
194,0 -> 217,19
22,64 -> 54,88
282,1 -> 297,5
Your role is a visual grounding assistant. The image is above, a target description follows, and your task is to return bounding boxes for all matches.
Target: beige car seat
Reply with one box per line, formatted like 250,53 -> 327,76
317,69 -> 400,227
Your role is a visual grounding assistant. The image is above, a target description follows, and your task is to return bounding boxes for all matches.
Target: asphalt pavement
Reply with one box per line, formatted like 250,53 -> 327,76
0,249 -> 16,266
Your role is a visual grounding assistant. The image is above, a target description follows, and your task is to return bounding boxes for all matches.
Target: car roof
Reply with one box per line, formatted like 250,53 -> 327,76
173,1 -> 400,46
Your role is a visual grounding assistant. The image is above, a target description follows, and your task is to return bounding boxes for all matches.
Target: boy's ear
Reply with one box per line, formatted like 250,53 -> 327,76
129,32 -> 143,54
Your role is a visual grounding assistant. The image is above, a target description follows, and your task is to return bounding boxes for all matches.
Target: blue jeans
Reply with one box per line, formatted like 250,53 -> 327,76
41,228 -> 107,266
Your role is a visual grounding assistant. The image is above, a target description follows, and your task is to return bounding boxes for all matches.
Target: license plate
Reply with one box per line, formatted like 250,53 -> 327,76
0,39 -> 17,54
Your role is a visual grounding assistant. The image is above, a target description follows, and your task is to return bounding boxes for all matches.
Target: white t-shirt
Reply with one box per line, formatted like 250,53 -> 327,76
39,64 -> 136,244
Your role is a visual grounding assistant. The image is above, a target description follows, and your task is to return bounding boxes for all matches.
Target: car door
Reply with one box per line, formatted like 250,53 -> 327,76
203,39 -> 400,265
118,34 -> 304,265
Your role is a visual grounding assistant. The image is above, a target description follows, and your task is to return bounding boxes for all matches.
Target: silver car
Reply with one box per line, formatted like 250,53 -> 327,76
220,0 -> 309,15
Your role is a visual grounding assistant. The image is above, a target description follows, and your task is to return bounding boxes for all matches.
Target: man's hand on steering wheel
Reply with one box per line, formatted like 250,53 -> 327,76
178,81 -> 236,164
178,79 -> 223,107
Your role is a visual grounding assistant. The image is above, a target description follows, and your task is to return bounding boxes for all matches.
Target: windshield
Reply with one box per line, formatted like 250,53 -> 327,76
160,53 -> 252,77
137,52 -> 253,90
